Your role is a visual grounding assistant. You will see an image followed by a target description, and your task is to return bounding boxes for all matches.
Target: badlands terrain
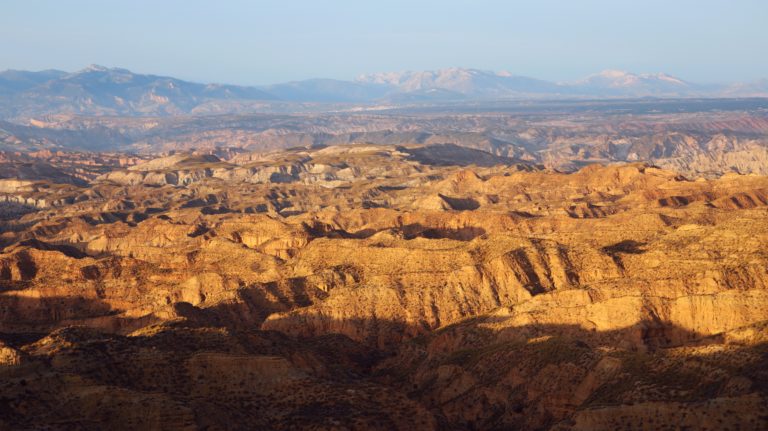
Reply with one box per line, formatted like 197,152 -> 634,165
0,69 -> 767,430
3,98 -> 768,180
0,141 -> 767,430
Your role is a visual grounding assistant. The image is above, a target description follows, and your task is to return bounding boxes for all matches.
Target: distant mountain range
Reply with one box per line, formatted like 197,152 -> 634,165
0,65 -> 766,119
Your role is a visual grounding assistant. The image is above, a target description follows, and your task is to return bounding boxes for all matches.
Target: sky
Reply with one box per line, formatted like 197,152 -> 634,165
1,0 -> 767,85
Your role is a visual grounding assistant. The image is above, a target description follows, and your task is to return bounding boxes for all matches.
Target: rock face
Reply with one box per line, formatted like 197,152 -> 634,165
0,144 -> 767,429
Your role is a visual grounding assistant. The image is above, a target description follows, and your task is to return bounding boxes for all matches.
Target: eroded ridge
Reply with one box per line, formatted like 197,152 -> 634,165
1,145 -> 767,430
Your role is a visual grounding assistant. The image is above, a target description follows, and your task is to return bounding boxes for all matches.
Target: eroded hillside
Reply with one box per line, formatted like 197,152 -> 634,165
3,98 -> 768,180
0,145 -> 766,430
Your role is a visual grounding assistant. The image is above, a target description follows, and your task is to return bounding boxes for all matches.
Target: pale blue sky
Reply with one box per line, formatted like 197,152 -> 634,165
1,0 -> 766,85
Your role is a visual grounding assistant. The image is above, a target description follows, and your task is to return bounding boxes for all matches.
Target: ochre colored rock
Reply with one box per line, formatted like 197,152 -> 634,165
0,146 -> 767,429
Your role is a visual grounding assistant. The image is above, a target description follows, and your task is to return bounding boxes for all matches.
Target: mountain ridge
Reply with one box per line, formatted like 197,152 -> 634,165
1,65 -> 767,119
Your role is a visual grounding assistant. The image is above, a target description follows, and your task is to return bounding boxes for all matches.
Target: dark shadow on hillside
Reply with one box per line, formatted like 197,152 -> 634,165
0,294 -> 149,340
438,194 -> 481,210
0,291 -> 766,431
601,240 -> 646,270
259,312 -> 731,353
302,221 -> 379,239
400,223 -> 485,241
302,220 -> 486,242
398,143 -> 520,167
18,238 -> 90,259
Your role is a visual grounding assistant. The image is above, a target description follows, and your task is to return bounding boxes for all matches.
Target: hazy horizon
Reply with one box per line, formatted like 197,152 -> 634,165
2,0 -> 767,86
5,63 -> 765,88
